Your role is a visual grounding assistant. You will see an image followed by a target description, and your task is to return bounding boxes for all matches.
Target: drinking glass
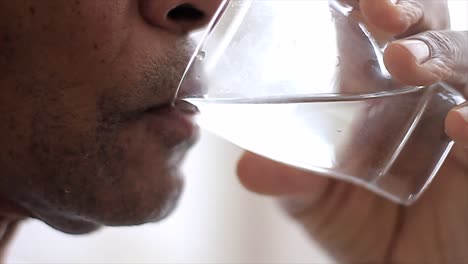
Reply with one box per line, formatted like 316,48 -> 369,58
176,0 -> 466,204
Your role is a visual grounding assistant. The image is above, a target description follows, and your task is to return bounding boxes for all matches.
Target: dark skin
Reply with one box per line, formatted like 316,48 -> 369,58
0,0 -> 467,263
0,0 -> 220,244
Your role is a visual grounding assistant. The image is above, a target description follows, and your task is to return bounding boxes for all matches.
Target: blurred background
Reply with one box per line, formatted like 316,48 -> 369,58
7,1 -> 467,263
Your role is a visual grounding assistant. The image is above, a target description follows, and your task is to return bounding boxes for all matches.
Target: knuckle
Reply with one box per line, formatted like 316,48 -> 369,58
427,57 -> 455,80
401,0 -> 424,21
417,31 -> 463,78
427,31 -> 460,62
400,0 -> 450,33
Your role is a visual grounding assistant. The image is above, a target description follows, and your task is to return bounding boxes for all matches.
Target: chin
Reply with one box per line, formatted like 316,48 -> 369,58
37,185 -> 183,235
26,164 -> 185,235
43,218 -> 103,235
92,169 -> 185,227
20,116 -> 191,235
85,117 -> 190,226
104,171 -> 185,227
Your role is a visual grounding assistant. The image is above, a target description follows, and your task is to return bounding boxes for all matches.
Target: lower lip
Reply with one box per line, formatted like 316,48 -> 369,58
144,104 -> 199,146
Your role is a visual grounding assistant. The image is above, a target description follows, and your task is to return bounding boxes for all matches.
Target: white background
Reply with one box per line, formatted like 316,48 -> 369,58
7,1 -> 467,263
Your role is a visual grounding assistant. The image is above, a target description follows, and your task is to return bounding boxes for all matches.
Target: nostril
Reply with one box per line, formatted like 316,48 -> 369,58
140,0 -> 220,33
168,4 -> 205,22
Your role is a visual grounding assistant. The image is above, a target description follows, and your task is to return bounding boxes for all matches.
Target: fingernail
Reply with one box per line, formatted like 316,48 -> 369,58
455,104 -> 468,123
398,40 -> 430,64
389,0 -> 399,5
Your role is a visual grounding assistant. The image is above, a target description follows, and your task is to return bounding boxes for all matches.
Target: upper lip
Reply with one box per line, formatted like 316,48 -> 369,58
173,100 -> 199,114
142,77 -> 203,115
135,42 -> 202,116
144,100 -> 198,115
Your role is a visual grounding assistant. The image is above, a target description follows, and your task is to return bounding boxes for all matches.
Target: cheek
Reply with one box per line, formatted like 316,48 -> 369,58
0,98 -> 99,221
0,0 -> 137,82
0,102 -> 36,187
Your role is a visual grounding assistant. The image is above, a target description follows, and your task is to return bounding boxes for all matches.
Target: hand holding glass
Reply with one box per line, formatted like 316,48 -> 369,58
176,0 -> 466,204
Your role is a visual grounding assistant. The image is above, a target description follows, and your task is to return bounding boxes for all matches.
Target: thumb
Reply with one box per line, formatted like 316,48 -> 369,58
446,102 -> 468,147
384,30 -> 468,86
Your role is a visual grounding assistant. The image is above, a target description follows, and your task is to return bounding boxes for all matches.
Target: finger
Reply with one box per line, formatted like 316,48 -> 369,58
360,0 -> 450,36
384,30 -> 468,86
237,152 -> 402,264
236,152 -> 330,198
445,102 -> 468,147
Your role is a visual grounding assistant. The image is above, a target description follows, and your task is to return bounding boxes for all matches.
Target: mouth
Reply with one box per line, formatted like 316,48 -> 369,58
140,100 -> 200,148
145,100 -> 199,116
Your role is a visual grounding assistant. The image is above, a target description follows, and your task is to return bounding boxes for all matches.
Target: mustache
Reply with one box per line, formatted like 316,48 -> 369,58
141,40 -> 195,102
98,39 -> 196,125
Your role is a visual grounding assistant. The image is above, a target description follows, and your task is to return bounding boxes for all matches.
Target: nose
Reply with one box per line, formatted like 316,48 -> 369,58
140,0 -> 224,34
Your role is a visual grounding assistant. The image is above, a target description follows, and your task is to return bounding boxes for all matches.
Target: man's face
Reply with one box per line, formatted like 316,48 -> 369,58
0,0 -> 220,233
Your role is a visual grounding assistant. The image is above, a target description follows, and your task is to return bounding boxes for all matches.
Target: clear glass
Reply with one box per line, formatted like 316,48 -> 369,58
176,0 -> 466,205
